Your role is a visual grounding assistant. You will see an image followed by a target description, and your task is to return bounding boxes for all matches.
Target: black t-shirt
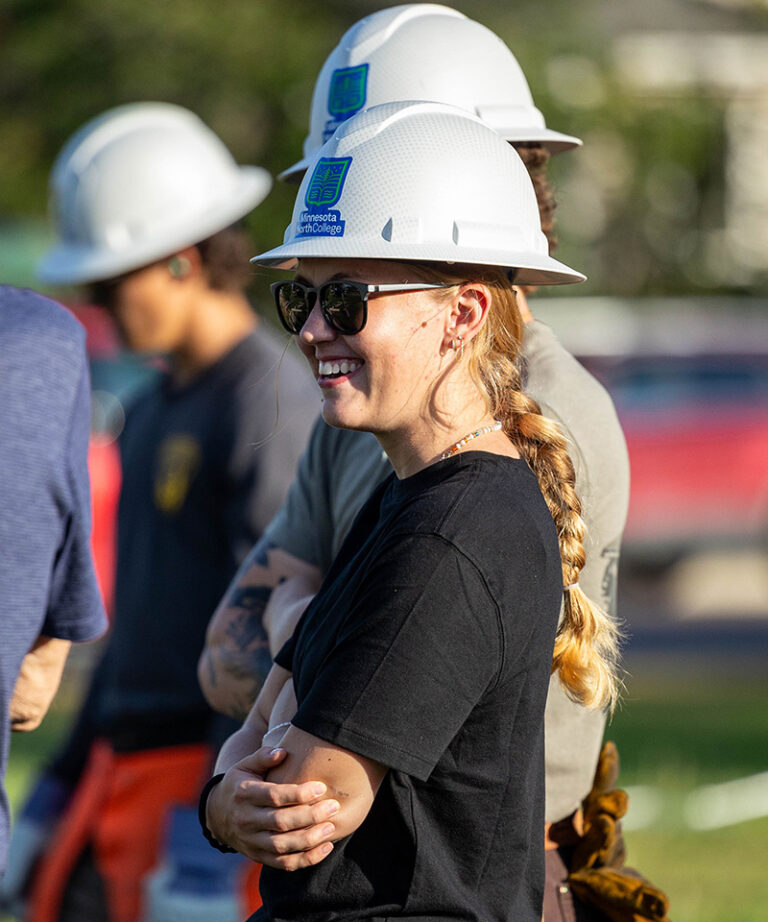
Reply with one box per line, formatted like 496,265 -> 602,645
264,453 -> 562,922
87,328 -> 316,749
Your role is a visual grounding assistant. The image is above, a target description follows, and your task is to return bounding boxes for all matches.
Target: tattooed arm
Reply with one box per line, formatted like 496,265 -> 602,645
199,538 -> 322,721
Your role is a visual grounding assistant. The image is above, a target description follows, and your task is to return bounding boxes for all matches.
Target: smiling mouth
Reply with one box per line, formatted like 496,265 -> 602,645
317,359 -> 362,380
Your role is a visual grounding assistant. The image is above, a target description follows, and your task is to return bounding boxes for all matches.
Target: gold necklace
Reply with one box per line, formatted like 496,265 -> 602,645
441,420 -> 502,459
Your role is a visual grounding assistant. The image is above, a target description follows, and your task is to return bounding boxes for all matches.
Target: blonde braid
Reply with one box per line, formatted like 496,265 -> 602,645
408,261 -> 622,712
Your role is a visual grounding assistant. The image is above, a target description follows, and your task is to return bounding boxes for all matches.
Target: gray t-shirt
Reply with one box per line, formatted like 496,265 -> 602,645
263,319 -> 630,822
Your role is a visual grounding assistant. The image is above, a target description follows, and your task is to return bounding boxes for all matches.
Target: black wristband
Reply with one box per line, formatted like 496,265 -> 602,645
198,772 -> 238,853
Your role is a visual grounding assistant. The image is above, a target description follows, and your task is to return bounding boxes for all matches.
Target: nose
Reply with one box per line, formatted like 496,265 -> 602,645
299,299 -> 336,345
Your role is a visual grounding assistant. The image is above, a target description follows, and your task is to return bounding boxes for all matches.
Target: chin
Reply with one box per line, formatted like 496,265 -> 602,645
320,399 -> 369,433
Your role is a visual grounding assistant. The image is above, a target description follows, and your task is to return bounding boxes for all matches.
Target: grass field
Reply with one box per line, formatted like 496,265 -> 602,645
607,668 -> 768,922
4,662 -> 767,922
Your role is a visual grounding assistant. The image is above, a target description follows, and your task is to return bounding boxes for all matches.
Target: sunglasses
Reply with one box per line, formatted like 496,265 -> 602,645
271,279 -> 452,336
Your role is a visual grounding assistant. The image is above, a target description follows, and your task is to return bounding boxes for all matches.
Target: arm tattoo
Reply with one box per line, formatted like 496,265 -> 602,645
213,584 -> 275,720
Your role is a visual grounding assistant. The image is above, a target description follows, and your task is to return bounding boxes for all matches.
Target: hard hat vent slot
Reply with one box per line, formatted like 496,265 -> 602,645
452,220 -> 528,252
380,215 -> 422,243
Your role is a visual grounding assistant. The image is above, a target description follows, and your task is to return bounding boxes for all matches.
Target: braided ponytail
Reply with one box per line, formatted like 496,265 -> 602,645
409,261 -> 622,712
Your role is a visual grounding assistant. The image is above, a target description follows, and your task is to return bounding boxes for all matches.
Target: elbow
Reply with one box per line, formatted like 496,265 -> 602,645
197,648 -> 235,717
197,649 -> 217,708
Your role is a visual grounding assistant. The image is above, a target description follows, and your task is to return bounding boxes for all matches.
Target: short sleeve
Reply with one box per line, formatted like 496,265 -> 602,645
261,416 -> 338,569
43,351 -> 107,642
220,336 -> 318,566
291,533 -> 502,781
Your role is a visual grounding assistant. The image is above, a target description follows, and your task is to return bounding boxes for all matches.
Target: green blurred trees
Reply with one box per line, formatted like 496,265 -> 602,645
1,0 -> 766,296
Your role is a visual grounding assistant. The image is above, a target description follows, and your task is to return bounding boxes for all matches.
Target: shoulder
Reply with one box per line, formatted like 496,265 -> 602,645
522,319 -> 629,490
227,326 -> 317,418
0,288 -> 89,439
523,320 -> 617,418
387,456 -> 559,571
0,286 -> 86,362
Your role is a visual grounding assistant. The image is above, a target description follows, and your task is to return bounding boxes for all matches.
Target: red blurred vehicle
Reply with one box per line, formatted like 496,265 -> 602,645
583,352 -> 768,560
536,297 -> 768,563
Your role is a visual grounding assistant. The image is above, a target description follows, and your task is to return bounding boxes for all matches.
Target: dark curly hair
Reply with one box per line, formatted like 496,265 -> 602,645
514,144 -> 558,256
196,223 -> 254,292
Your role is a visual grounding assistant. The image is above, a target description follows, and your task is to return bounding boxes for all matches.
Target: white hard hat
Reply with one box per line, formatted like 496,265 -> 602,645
279,3 -> 581,182
37,102 -> 273,286
253,101 -> 584,286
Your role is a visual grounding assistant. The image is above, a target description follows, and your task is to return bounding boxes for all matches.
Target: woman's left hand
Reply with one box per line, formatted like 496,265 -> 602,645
206,746 -> 340,869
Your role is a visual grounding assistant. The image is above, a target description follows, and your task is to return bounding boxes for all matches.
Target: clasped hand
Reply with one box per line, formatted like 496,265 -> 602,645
206,746 -> 339,871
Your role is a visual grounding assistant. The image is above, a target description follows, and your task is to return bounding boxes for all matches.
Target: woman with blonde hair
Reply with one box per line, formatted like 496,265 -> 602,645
202,100 -> 621,922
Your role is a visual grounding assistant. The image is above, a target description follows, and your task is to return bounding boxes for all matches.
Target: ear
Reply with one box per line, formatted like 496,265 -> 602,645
444,282 -> 492,350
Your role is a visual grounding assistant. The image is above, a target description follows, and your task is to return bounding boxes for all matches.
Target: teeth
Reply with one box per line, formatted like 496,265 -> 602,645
319,360 -> 359,377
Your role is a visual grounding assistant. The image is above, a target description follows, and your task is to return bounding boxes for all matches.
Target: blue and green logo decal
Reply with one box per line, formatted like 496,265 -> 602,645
323,64 -> 369,141
296,157 -> 352,239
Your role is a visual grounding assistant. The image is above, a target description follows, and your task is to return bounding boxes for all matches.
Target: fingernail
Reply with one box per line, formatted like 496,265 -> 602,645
320,842 -> 333,856
270,748 -> 285,756
312,783 -> 327,796
320,824 -> 335,837
322,800 -> 340,817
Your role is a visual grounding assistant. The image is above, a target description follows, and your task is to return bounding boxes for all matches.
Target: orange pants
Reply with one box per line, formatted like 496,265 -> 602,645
28,741 -> 261,922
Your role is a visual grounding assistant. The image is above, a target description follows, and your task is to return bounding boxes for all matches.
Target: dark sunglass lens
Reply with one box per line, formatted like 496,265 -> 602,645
278,283 -> 311,333
322,282 -> 365,334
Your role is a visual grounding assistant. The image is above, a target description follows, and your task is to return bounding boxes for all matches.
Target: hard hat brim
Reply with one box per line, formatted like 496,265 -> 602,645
277,126 -> 582,184
37,166 -> 272,287
251,240 -> 585,287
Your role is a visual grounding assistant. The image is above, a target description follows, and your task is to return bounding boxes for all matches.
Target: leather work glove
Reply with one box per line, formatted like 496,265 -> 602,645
0,772 -> 74,919
566,742 -> 672,922
568,866 -> 671,922
141,805 -> 248,922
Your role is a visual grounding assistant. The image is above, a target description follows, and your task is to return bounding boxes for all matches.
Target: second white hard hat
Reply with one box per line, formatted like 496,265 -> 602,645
280,3 -> 581,182
37,102 -> 272,286
253,101 -> 584,286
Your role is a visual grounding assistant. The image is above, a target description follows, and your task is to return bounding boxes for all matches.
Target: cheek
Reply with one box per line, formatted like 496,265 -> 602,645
298,339 -> 315,367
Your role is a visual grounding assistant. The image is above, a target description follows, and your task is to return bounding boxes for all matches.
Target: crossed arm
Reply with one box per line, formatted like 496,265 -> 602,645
205,662 -> 387,870
198,540 -> 322,721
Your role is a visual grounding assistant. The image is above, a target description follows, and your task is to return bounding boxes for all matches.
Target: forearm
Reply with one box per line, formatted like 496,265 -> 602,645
199,596 -> 272,722
11,637 -> 72,731
214,663 -> 291,773
214,720 -> 268,774
199,542 -> 321,721
264,725 -> 386,842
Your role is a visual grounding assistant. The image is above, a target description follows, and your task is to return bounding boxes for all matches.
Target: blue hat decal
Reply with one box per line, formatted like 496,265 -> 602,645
323,64 -> 369,142
296,157 -> 352,238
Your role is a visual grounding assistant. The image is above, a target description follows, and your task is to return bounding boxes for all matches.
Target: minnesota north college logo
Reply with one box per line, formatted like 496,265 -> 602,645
323,64 -> 369,142
296,157 -> 352,239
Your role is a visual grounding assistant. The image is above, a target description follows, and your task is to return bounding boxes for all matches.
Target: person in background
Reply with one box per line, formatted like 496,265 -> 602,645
0,103 -> 317,922
0,286 -> 107,877
200,7 -> 668,922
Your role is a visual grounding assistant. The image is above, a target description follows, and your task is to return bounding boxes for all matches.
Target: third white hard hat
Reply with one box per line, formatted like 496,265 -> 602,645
254,101 -> 584,286
280,3 -> 581,182
37,102 -> 272,286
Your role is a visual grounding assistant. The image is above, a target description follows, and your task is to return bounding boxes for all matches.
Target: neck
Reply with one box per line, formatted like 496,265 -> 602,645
171,289 -> 257,385
377,404 -> 510,479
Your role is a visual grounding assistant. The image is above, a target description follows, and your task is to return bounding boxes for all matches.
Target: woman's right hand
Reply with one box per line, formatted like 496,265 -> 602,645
205,746 -> 340,870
